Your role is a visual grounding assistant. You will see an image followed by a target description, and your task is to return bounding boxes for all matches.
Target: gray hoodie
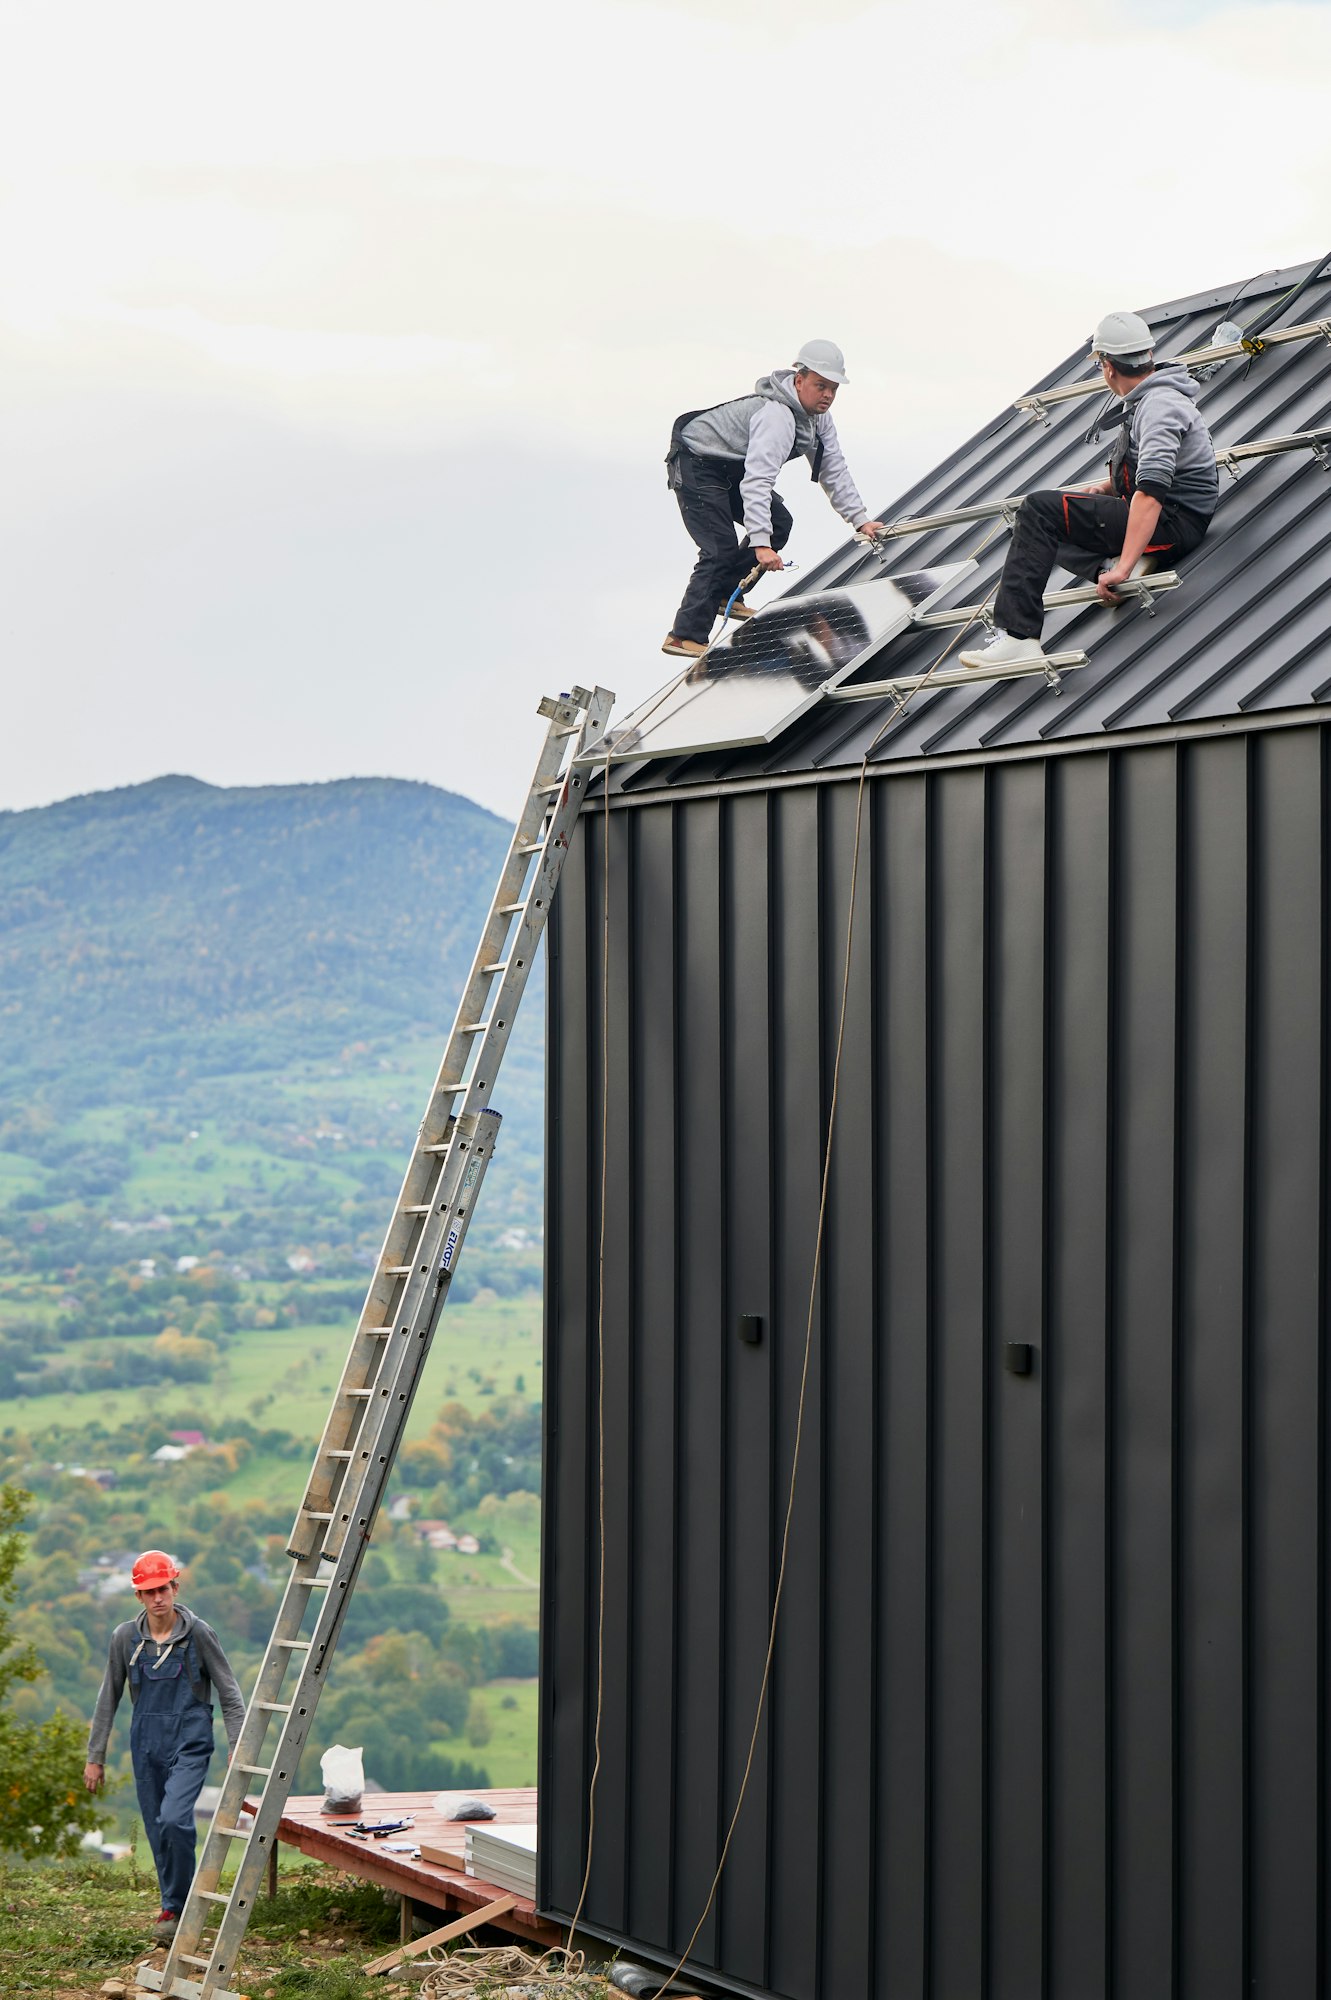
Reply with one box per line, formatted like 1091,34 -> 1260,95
681,369 -> 870,544
87,1603 -> 245,1763
1118,359 -> 1219,519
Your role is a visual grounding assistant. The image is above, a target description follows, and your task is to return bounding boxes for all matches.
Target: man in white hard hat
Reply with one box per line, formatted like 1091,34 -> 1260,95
662,340 -> 886,659
960,310 -> 1218,673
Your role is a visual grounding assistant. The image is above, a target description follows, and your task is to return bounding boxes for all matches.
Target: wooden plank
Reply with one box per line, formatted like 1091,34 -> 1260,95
363,1895 -> 519,1974
270,1789 -> 562,1952
417,1839 -> 468,1870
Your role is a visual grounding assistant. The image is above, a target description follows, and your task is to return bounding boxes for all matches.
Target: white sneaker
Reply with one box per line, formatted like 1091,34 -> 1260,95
957,631 -> 1049,672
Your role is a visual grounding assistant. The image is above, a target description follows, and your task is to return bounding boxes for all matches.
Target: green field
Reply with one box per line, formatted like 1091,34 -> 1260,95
0,773 -> 560,1847
439,1676 -> 540,1788
2,1297 -> 542,1441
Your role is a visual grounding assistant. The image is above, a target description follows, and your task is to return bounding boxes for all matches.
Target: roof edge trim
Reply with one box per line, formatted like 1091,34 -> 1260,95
596,703 -> 1331,809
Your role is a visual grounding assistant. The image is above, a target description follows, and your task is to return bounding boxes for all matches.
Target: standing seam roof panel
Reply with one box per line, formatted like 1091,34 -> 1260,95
608,260 -> 1331,794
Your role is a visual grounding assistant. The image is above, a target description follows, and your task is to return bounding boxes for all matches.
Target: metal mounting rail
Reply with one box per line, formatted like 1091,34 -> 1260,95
872,424 -> 1331,545
875,495 -> 1026,541
823,652 -> 1090,704
1014,318 -> 1331,421
138,683 -> 615,2000
1216,424 -> 1331,475
914,571 -> 1181,631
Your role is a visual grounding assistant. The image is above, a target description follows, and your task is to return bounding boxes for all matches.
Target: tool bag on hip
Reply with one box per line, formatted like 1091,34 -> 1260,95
665,406 -> 719,491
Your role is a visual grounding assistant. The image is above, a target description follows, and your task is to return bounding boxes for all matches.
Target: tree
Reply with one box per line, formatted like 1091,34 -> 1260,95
0,1483 -> 105,1858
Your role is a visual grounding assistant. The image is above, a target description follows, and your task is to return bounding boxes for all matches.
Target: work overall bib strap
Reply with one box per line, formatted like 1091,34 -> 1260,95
129,1631 -> 215,1916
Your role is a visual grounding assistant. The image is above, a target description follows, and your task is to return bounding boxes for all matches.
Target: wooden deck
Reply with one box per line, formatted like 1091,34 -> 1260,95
271,1788 -> 561,1950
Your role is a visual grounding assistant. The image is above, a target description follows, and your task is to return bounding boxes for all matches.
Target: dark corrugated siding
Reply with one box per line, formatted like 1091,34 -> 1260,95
541,719 -> 1331,1999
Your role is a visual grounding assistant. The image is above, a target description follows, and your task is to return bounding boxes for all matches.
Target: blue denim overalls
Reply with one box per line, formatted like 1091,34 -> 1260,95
129,1627 -> 215,1916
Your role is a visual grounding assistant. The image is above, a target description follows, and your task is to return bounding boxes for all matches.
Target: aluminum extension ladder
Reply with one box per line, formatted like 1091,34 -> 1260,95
139,684 -> 614,2000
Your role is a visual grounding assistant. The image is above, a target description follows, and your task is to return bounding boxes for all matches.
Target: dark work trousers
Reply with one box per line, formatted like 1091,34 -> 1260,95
130,1644 -> 215,1915
994,488 -> 1209,639
670,451 -> 793,643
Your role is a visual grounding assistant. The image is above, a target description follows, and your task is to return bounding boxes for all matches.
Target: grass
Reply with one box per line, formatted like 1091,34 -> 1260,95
0,1854 -> 620,2000
455,1678 -> 540,1788
5,1298 -> 543,1441
0,1859 -> 400,2000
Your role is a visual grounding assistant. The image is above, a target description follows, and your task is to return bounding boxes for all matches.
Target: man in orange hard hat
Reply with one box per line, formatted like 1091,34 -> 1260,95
85,1551 -> 245,1943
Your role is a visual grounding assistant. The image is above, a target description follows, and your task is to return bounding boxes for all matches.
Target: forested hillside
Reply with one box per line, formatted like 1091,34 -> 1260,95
0,772 -> 543,1257
0,770 -> 543,1115
0,774 -> 549,1827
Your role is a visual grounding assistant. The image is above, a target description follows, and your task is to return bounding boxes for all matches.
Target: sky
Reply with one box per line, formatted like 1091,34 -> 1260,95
1,0 -> 1327,823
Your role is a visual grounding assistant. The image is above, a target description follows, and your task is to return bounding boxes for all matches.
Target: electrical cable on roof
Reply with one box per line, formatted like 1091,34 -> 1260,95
1238,249 -> 1331,348
1222,265 -> 1271,325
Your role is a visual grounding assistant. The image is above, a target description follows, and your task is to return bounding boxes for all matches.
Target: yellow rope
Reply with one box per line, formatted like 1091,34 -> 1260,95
560,742 -> 614,1972
557,541 -> 1004,1998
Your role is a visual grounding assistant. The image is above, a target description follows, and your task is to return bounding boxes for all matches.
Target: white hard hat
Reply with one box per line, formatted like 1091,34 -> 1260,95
794,339 -> 848,384
1090,310 -> 1155,360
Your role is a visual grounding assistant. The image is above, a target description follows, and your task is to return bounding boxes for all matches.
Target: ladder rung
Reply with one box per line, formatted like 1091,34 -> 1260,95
180,685 -> 610,2000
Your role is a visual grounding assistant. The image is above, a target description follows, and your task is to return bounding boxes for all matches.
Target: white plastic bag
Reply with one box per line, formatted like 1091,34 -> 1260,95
432,1790 -> 496,1821
319,1743 -> 365,1815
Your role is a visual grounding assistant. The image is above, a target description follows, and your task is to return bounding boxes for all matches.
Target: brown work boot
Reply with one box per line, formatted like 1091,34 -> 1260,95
662,635 -> 708,658
719,600 -> 757,620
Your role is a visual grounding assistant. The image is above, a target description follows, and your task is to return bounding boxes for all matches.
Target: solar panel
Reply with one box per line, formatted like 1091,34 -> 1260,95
603,562 -> 978,761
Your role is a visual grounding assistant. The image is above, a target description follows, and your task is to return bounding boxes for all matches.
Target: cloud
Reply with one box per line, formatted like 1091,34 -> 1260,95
0,0 -> 1326,816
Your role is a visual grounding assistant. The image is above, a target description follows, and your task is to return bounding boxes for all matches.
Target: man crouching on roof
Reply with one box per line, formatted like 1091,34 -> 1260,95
959,310 -> 1219,673
661,339 -> 886,660
84,1550 -> 245,1944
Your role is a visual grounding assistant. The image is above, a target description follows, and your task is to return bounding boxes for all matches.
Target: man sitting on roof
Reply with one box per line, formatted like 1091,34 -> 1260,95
959,311 -> 1219,674
662,340 -> 886,661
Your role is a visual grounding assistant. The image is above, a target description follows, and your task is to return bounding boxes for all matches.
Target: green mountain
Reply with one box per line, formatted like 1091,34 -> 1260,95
0,772 -> 532,1090
0,774 -> 544,1312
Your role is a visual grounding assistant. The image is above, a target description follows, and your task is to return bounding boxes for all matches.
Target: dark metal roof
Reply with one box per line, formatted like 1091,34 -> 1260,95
615,258 -> 1331,796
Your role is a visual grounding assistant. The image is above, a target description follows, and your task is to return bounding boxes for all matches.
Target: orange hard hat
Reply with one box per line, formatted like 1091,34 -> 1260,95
131,1550 -> 181,1589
